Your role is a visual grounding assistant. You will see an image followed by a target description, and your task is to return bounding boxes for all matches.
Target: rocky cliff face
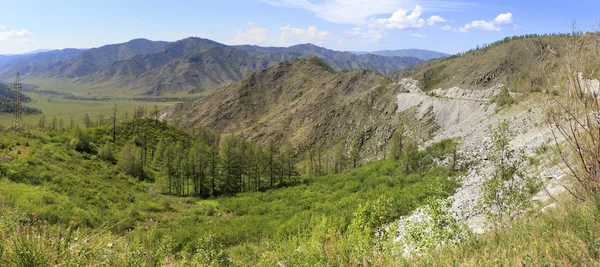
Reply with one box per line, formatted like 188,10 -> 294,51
394,77 -> 565,233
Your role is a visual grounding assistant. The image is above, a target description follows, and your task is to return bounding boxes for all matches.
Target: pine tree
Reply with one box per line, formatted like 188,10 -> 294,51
333,141 -> 347,173
83,113 -> 91,128
112,104 -> 118,142
266,140 -> 277,188
38,114 -> 46,129
388,120 -> 406,160
350,136 -> 361,168
51,117 -> 57,130
281,143 -> 295,184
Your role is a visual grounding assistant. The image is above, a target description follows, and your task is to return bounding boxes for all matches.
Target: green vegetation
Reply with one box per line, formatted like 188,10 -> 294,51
411,198 -> 600,266
490,86 -> 515,108
310,56 -> 336,73
0,117 -> 461,265
480,120 -> 540,226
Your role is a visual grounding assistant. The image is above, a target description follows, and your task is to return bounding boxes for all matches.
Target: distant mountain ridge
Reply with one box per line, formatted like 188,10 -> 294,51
350,49 -> 449,61
0,38 -> 423,96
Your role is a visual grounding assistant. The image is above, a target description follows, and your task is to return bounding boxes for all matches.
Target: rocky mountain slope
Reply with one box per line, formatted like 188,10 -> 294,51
0,39 -> 168,80
161,36 -> 583,158
0,49 -> 84,79
160,57 -> 406,159
392,36 -> 569,91
161,35 -> 598,234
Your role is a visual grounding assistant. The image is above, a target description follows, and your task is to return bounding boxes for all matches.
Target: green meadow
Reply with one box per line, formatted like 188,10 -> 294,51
0,92 -> 178,128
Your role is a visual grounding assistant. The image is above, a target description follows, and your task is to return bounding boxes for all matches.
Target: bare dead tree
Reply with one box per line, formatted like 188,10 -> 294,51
548,30 -> 600,201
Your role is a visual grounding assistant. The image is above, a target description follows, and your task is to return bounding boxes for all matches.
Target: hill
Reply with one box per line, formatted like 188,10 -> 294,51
0,83 -> 30,103
391,35 -> 570,91
160,57 -> 406,160
0,118 -> 458,265
78,37 -> 300,96
351,49 -> 450,60
0,83 -> 42,115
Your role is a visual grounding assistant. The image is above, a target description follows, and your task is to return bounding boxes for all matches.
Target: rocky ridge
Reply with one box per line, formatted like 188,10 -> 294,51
394,78 -> 566,233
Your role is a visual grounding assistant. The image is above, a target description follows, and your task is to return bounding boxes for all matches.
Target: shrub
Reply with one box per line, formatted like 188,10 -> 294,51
393,197 -> 470,258
118,143 -> 143,179
98,142 -> 115,163
194,233 -> 230,266
490,86 -> 515,108
70,127 -> 95,154
480,120 -> 540,226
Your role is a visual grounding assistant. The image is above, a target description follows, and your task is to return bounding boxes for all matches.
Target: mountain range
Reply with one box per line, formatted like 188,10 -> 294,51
350,49 -> 449,61
0,38 -> 441,96
160,35 -> 581,159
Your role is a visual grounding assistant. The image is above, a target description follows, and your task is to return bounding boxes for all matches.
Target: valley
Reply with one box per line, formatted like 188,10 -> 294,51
1,7 -> 600,265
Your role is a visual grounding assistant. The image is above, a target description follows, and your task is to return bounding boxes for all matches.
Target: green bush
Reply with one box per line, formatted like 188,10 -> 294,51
70,127 -> 95,154
98,142 -> 115,162
490,86 -> 515,108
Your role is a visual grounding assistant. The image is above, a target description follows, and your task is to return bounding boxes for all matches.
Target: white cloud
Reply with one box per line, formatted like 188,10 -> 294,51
427,15 -> 447,26
374,5 -> 427,30
441,25 -> 463,33
0,25 -> 5,31
443,12 -> 513,33
232,27 -> 269,44
412,33 -> 426,38
280,25 -> 330,44
347,5 -> 445,41
261,0 -> 403,25
0,29 -> 33,43
493,12 -> 513,25
463,20 -> 499,31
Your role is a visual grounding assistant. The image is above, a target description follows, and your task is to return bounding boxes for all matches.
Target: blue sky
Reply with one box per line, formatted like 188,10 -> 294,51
1,0 -> 599,54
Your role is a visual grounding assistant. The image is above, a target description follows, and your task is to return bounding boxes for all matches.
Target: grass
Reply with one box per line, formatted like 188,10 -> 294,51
0,123 -> 460,265
411,197 -> 600,266
16,77 -> 216,98
0,92 -> 178,128
1,117 -> 597,266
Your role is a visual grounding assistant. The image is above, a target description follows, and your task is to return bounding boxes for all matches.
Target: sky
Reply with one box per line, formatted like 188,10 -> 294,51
1,0 -> 599,55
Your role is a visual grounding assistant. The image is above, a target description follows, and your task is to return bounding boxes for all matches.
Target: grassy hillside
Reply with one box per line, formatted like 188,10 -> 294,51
1,120 -> 598,266
0,119 -> 460,265
0,83 -> 42,115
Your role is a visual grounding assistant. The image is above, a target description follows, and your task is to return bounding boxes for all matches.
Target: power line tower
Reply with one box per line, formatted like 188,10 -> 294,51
12,72 -> 23,131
